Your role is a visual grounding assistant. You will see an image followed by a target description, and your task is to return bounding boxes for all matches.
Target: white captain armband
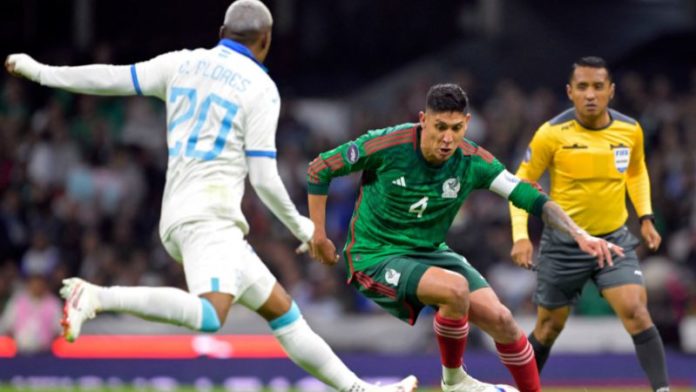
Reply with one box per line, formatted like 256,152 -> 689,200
489,169 -> 521,199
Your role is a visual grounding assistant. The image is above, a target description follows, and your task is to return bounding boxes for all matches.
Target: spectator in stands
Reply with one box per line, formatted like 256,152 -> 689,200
0,255 -> 61,355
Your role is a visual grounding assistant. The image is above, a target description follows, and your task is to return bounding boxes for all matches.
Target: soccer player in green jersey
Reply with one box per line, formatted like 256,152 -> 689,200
305,84 -> 624,392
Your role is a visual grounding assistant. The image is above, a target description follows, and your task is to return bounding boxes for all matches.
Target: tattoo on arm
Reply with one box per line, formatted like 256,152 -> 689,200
542,201 -> 585,238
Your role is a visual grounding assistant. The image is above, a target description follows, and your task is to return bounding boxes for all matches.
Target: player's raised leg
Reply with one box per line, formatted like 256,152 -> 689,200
60,220 -> 242,343
60,277 -> 225,342
469,288 -> 541,392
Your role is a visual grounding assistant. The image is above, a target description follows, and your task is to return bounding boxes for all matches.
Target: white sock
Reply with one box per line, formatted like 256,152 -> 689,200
97,286 -> 213,331
442,366 -> 466,385
272,316 -> 366,392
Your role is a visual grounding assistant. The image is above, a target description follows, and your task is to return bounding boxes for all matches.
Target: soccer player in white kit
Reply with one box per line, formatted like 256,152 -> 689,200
4,1 -> 417,391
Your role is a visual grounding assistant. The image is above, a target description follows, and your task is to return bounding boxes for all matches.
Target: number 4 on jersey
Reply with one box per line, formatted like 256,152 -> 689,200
409,196 -> 429,218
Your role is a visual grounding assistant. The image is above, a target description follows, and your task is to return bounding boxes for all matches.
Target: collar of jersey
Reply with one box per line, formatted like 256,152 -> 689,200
218,38 -> 268,73
574,110 -> 613,131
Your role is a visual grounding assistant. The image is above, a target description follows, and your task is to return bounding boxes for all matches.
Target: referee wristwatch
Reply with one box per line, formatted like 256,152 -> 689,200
639,214 -> 655,224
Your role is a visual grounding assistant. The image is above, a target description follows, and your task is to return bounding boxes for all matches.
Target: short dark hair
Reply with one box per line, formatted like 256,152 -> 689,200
425,83 -> 469,114
570,56 -> 612,82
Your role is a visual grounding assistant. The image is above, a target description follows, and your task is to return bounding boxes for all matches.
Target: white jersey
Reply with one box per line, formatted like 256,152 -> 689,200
17,39 -> 313,245
130,40 -> 280,238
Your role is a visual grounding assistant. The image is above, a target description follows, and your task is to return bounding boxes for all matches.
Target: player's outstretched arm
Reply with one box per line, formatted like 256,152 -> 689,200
306,194 -> 339,266
5,53 -> 140,96
5,54 -> 43,80
541,201 -> 624,268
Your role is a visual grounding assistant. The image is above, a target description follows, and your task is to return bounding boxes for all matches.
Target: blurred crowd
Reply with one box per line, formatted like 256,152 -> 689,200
1,55 -> 696,353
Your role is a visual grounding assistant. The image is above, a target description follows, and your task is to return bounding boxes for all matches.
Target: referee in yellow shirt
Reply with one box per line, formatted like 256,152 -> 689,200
509,57 -> 669,392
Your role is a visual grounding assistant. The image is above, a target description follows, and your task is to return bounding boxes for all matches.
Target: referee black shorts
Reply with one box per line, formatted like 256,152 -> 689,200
534,225 -> 643,309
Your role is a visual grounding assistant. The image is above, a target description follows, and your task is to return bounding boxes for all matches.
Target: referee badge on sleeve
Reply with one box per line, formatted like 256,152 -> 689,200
613,147 -> 630,173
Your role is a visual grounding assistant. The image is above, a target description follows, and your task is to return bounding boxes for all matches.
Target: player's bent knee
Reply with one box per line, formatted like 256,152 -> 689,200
622,305 -> 653,331
451,284 -> 469,301
268,300 -> 302,331
443,275 -> 469,303
491,306 -> 516,335
629,304 -> 651,321
199,298 -> 222,332
497,306 -> 514,326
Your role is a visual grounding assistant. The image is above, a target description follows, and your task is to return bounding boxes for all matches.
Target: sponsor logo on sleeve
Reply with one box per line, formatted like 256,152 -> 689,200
346,143 -> 360,164
524,147 -> 531,162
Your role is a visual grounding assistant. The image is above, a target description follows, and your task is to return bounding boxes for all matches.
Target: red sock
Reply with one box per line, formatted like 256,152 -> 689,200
495,335 -> 541,392
433,312 -> 469,368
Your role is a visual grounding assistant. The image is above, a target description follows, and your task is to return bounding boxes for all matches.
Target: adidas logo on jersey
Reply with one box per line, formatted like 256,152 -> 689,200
392,176 -> 406,187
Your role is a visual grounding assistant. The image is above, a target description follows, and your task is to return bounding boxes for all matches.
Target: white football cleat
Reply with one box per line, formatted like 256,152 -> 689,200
493,385 -> 519,392
60,277 -> 101,343
370,375 -> 418,392
442,372 -> 517,392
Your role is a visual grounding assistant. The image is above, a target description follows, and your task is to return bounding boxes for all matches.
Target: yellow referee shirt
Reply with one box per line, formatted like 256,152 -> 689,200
510,108 -> 653,239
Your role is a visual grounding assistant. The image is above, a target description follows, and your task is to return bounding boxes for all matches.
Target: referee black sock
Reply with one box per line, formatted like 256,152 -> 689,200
528,333 -> 551,373
632,326 -> 670,391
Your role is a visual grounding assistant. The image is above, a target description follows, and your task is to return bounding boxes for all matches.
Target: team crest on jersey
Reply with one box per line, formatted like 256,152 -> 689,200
442,178 -> 461,198
385,268 -> 401,286
346,143 -> 360,164
613,147 -> 630,173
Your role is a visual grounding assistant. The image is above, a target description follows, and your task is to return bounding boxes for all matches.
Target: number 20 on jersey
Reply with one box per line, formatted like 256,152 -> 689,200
167,87 -> 239,161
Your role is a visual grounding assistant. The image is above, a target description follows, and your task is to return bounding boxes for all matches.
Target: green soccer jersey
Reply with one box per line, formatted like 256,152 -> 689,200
307,123 -> 548,276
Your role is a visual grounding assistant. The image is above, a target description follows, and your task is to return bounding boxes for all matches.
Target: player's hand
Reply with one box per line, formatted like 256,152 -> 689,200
4,55 -> 17,75
640,220 -> 661,252
4,53 -> 42,81
574,232 -> 624,268
510,239 -> 534,269
308,236 -> 339,266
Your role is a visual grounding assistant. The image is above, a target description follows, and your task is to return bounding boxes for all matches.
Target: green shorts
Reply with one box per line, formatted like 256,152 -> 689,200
349,249 -> 489,325
535,225 -> 644,309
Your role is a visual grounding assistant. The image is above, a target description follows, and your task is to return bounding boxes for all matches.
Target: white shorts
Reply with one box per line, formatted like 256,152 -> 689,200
161,219 -> 276,310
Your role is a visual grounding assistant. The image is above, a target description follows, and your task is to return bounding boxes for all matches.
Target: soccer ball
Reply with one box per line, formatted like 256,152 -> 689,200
494,385 -> 520,392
